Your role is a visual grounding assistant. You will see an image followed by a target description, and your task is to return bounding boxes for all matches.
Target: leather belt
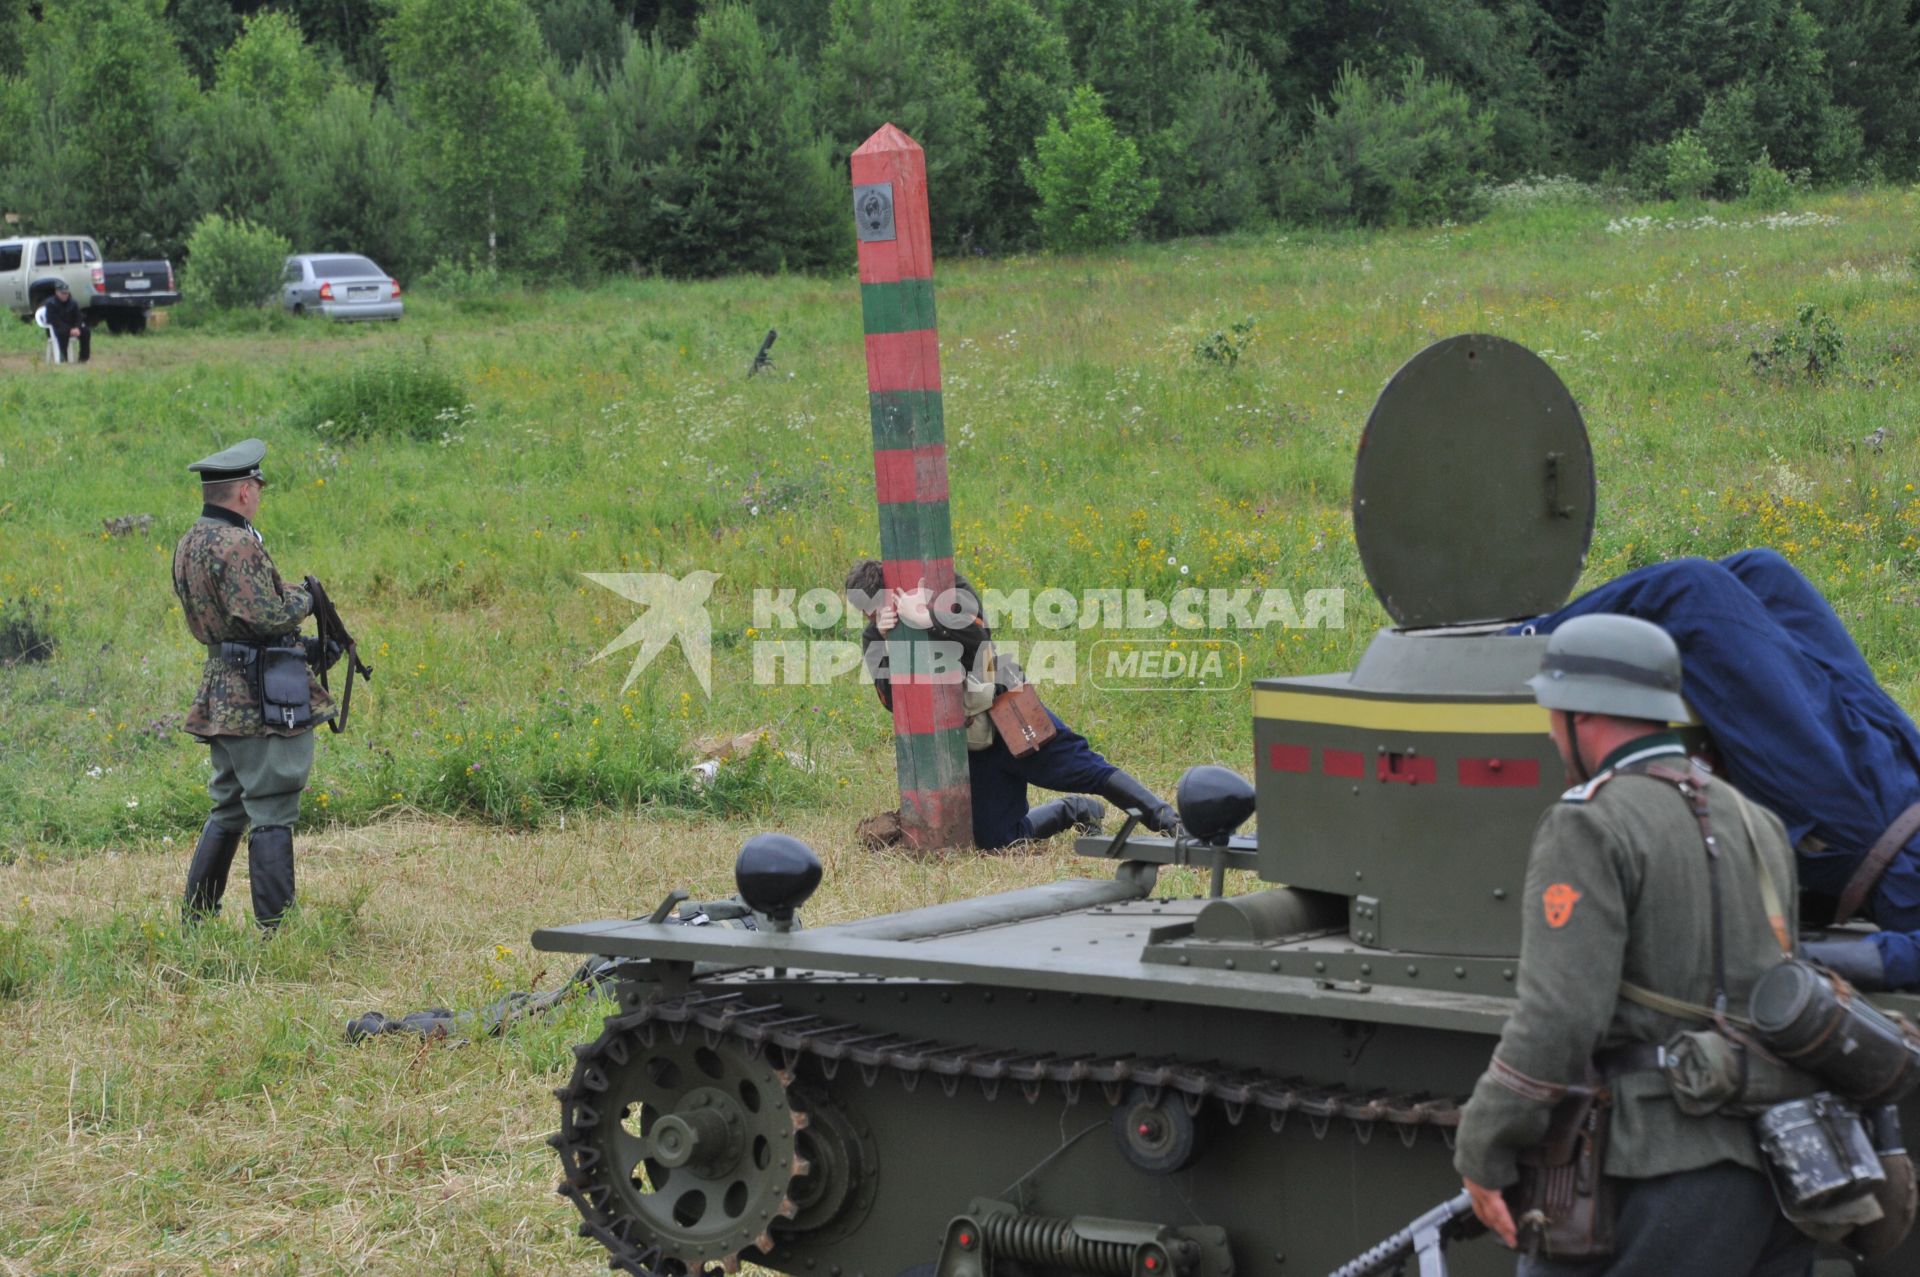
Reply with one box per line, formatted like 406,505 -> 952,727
1834,800 -> 1920,925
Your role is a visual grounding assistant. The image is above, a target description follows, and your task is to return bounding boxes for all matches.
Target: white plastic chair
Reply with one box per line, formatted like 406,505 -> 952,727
33,304 -> 64,364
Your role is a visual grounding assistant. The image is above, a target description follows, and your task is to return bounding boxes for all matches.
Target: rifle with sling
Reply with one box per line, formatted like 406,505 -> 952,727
304,575 -> 373,732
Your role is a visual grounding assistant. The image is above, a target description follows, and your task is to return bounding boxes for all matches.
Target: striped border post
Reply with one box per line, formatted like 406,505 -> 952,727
852,124 -> 972,852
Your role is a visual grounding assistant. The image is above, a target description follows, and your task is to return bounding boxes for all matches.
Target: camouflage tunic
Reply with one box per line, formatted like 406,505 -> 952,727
172,509 -> 335,738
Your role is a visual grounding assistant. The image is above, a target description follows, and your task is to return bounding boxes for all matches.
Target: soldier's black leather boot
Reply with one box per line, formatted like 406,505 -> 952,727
248,825 -> 297,930
1024,795 -> 1107,841
182,819 -> 244,923
1096,769 -> 1179,833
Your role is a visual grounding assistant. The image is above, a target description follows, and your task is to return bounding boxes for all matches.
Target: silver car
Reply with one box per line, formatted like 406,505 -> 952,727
282,253 -> 403,321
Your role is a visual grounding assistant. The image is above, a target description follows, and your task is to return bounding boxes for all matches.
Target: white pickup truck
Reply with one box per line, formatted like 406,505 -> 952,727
0,233 -> 181,333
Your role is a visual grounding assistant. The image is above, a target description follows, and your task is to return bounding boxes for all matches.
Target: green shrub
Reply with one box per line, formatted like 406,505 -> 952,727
1749,304 -> 1846,382
183,213 -> 291,310
1280,60 -> 1491,228
1192,318 -> 1255,370
1744,151 -> 1795,207
1664,130 -> 1716,202
417,257 -> 506,297
0,597 -> 53,665
282,348 -> 470,442
1696,84 -> 1760,197
1022,85 -> 1158,252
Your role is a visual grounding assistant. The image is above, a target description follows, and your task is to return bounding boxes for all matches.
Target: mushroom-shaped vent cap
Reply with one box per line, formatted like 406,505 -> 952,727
734,832 -> 823,921
1176,765 -> 1256,843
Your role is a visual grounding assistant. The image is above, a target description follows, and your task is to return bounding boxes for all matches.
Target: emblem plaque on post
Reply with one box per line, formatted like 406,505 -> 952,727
853,183 -> 896,242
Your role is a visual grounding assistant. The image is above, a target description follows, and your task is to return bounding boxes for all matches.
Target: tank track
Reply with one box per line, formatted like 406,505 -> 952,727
553,989 -> 1465,1275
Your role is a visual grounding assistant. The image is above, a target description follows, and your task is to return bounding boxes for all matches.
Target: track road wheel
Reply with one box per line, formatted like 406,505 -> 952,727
552,1014 -> 806,1276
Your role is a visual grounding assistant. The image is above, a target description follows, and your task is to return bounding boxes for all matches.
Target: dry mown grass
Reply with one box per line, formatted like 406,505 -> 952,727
0,803 -> 1124,1275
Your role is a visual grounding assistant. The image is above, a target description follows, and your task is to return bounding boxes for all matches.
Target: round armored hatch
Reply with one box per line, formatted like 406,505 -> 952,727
1353,334 -> 1595,628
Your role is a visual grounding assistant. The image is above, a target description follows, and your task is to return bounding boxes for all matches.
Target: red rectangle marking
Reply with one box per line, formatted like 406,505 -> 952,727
872,445 -> 950,504
1377,754 -> 1438,785
889,679 -> 968,733
1458,757 -> 1542,788
1268,743 -> 1311,773
865,329 -> 941,393
1322,748 -> 1365,778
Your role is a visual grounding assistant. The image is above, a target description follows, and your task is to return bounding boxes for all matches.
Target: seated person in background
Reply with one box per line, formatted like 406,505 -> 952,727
41,280 -> 90,364
1519,547 -> 1920,989
845,558 -> 1177,850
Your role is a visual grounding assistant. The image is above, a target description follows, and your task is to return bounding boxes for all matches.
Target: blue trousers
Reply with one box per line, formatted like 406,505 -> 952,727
968,710 -> 1117,849
1526,549 -> 1920,985
1516,1161 -> 1812,1277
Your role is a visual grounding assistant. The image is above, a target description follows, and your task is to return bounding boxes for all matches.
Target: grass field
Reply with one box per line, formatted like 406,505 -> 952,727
2,180 -> 1919,1272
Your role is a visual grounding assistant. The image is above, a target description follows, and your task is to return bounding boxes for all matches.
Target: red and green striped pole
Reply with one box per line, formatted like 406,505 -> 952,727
852,123 -> 972,851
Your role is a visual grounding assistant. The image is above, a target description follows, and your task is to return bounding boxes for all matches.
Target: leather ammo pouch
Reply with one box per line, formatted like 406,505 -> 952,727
1508,1084 -> 1617,1261
988,683 -> 1057,758
258,643 -> 315,730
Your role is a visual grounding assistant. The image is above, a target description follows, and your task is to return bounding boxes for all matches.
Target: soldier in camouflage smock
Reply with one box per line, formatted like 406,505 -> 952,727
172,439 -> 333,929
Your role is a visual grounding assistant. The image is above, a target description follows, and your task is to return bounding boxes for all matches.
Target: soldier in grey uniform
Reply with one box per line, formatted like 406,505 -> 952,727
172,439 -> 334,928
1454,615 -> 1815,1275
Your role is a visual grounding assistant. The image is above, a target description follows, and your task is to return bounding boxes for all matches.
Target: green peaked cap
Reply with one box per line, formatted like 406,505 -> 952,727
188,438 -> 268,485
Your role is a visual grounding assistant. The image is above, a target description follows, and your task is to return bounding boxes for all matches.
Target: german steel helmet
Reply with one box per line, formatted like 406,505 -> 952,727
1527,614 -> 1692,723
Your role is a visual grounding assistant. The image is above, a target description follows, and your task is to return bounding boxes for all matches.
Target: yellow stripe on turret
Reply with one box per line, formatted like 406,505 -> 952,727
1252,689 -> 1550,735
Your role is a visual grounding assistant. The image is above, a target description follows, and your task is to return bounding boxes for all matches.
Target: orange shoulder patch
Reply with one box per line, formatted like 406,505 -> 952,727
1543,883 -> 1583,929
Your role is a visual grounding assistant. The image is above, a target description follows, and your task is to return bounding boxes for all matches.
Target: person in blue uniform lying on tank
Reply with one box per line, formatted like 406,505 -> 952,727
1517,547 -> 1920,989
845,559 -> 1177,850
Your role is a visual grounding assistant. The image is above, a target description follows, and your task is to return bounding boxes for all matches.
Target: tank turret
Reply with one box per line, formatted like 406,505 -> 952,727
1252,333 -> 1592,957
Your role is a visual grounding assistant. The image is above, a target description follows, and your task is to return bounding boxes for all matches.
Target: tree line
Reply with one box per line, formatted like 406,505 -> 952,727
0,0 -> 1914,285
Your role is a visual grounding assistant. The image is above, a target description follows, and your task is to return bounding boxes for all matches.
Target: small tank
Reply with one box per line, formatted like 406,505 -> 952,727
535,335 -> 1920,1276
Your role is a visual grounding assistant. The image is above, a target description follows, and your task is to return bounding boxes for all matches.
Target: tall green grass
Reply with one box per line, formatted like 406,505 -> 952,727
2,184 -> 1919,859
